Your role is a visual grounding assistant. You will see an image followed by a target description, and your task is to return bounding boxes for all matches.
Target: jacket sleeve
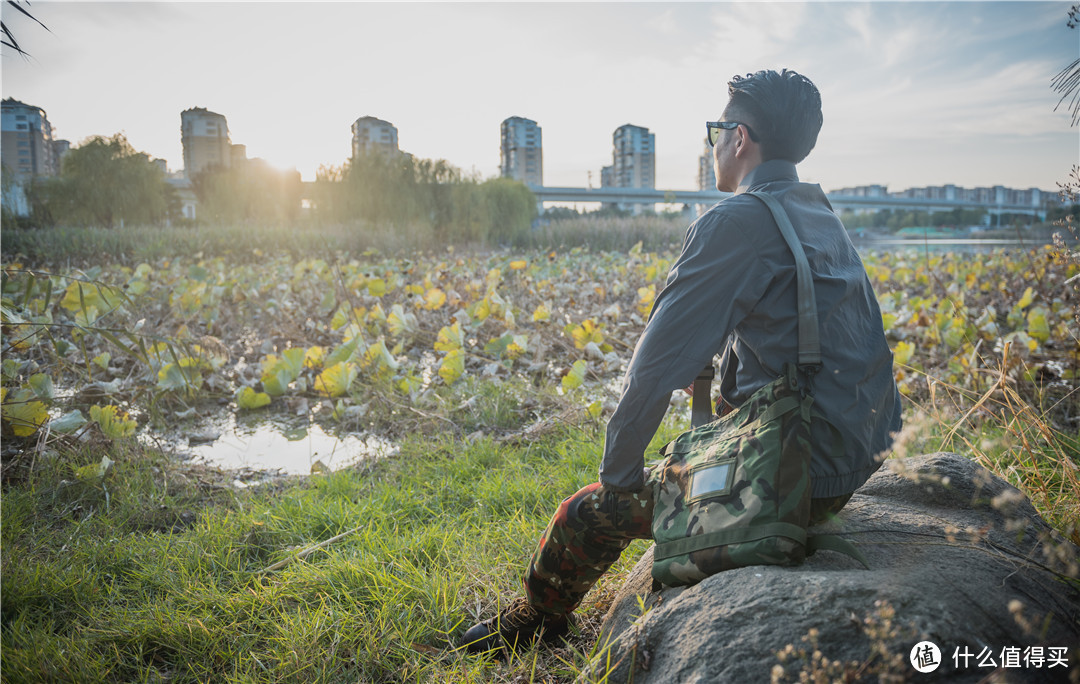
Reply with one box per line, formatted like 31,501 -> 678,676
598,208 -> 775,490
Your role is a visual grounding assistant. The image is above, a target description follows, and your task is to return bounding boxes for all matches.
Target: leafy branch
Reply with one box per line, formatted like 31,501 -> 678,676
1,0 -> 49,57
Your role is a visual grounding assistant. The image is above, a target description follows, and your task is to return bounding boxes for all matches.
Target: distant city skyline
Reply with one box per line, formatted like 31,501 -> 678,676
1,2 -> 1077,193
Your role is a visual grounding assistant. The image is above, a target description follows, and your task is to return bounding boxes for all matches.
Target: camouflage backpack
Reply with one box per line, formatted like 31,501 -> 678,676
650,192 -> 868,588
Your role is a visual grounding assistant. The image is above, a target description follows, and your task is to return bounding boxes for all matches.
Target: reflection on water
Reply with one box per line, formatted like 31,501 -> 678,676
150,412 -> 398,476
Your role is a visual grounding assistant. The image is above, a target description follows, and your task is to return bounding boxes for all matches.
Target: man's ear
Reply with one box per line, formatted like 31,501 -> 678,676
734,124 -> 761,162
734,125 -> 752,158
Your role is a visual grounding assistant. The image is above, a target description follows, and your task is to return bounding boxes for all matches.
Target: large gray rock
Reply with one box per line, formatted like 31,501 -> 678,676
581,453 -> 1080,683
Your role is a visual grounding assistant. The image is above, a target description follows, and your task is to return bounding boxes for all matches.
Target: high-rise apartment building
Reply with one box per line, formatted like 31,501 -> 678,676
1,98 -> 61,177
181,107 -> 231,178
610,124 -> 655,213
500,116 -> 542,186
697,137 -> 716,193
351,116 -> 399,158
600,165 -> 614,189
612,124 -> 655,190
695,137 -> 719,216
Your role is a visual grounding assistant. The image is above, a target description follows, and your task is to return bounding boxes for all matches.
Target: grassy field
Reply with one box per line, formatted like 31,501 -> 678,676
2,391 -> 674,683
2,220 -> 1078,682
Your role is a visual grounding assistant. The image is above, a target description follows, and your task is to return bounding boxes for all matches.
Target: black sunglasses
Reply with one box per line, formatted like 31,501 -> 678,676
706,121 -> 758,146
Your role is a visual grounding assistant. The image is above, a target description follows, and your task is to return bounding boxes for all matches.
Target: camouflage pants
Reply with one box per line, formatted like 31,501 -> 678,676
522,478 -> 852,615
523,481 -> 654,615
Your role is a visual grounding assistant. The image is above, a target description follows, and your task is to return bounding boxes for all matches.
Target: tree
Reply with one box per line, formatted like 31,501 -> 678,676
43,134 -> 173,228
191,159 -> 302,225
1052,4 -> 1080,126
309,152 -> 536,246
481,177 -> 538,244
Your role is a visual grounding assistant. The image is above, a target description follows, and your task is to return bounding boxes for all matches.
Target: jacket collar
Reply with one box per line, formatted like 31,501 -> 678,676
735,160 -> 799,195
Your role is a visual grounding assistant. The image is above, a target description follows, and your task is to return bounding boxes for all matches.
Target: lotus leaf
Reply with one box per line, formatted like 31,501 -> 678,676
439,349 -> 464,385
2,388 -> 48,436
561,360 -> 588,392
48,410 -> 88,434
435,322 -> 464,352
27,373 -> 55,400
236,386 -> 272,409
314,362 -> 359,397
89,404 -> 136,439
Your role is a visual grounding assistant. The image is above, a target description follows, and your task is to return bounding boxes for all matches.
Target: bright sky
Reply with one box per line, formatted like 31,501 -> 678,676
2,1 -> 1078,193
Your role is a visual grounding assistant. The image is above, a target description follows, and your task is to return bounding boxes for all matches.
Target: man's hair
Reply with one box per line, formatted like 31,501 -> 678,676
726,69 -> 822,164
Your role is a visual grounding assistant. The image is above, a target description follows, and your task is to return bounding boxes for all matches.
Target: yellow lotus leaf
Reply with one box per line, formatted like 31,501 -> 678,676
367,278 -> 387,297
435,322 -> 464,352
587,400 -> 604,419
1023,306 -> 1049,342
506,335 -> 528,360
942,323 -> 965,349
637,285 -> 656,316
397,373 -> 423,396
6,324 -> 35,351
1017,286 -> 1035,310
473,297 -> 492,322
236,386 -> 272,409
423,287 -> 447,310
532,304 -> 551,322
74,305 -> 100,328
304,346 -> 326,369
144,342 -> 171,367
60,280 -> 118,314
362,339 -> 399,376
367,303 -> 386,325
438,348 -> 465,385
314,362 -> 359,397
263,348 -> 304,381
89,404 -> 137,439
571,320 -> 604,350
561,360 -> 588,392
892,341 -> 914,366
341,322 -> 364,343
330,306 -> 351,330
75,454 -> 114,482
158,359 -> 204,397
387,304 -> 417,337
2,389 -> 48,437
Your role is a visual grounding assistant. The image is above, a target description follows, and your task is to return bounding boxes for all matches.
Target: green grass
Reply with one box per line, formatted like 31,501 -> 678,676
1,399 -> 682,683
4,389 -> 1077,682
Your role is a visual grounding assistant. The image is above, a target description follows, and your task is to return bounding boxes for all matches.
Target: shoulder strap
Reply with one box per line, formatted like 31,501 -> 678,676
807,533 -> 870,569
744,191 -> 821,371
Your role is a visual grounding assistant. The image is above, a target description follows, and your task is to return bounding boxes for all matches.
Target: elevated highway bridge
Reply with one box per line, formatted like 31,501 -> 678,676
526,185 -> 1048,220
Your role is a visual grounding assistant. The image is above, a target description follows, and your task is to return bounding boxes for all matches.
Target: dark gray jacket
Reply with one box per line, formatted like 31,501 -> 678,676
599,160 -> 902,497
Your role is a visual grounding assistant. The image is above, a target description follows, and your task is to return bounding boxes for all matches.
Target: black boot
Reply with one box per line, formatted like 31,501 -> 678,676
459,597 -> 573,654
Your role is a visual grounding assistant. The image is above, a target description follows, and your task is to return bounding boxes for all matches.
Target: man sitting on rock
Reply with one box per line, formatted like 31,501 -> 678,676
461,68 -> 902,654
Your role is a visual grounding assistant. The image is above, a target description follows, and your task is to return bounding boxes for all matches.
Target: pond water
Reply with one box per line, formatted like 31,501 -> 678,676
149,411 -> 398,478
